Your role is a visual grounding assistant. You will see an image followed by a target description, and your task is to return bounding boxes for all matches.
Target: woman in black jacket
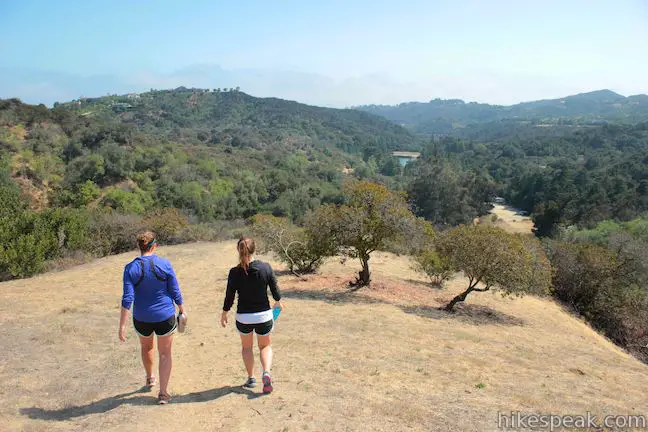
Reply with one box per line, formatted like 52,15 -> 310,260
221,237 -> 283,394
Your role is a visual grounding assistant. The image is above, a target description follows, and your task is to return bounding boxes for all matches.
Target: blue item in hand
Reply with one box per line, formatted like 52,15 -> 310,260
273,306 -> 281,321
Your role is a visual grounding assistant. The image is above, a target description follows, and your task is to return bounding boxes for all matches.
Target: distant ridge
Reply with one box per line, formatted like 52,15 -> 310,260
356,89 -> 648,135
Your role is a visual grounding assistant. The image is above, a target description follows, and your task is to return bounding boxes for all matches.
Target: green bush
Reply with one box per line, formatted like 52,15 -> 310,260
77,180 -> 101,206
0,207 -> 90,279
436,225 -> 552,311
413,250 -> 454,286
142,208 -> 189,243
546,238 -> 648,352
101,186 -> 153,214
306,181 -> 417,285
1,233 -> 47,278
251,214 -> 330,274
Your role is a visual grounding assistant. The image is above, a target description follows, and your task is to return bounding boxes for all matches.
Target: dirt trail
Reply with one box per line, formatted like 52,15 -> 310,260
483,204 -> 535,234
1,242 -> 646,431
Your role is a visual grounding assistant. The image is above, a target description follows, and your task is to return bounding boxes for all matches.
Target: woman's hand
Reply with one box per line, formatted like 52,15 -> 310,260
220,311 -> 229,327
118,307 -> 129,342
274,301 -> 284,311
178,304 -> 185,315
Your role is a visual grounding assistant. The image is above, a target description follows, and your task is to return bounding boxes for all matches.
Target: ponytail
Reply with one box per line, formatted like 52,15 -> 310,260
237,237 -> 256,273
136,231 -> 156,254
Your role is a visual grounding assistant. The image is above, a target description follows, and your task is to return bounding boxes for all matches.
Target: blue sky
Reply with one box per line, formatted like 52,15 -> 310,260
1,0 -> 647,106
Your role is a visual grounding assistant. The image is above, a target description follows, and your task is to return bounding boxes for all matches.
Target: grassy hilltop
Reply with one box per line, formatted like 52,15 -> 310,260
1,238 -> 646,431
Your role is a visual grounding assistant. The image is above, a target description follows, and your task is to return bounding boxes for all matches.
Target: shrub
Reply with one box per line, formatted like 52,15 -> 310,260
407,218 -> 451,286
142,208 -> 189,244
251,214 -> 331,274
1,233 -> 48,278
515,234 -> 553,297
100,186 -> 153,214
86,210 -> 143,256
412,250 -> 454,286
547,240 -> 621,315
0,207 -> 90,279
546,238 -> 648,351
175,220 -> 246,243
77,180 -> 101,206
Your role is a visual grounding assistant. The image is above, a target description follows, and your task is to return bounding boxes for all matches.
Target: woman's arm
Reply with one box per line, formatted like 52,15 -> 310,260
165,261 -> 184,313
267,264 -> 282,301
267,264 -> 284,310
222,269 -> 236,312
221,269 -> 236,327
118,307 -> 129,341
120,266 -> 135,341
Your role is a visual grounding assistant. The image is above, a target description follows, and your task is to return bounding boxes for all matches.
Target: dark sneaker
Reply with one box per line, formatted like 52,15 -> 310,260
244,377 -> 257,388
262,373 -> 273,394
157,392 -> 170,405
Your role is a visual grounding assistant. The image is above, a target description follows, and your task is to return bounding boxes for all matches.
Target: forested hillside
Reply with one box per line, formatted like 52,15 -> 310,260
358,90 -> 648,135
0,89 -> 421,279
1,89 -> 420,220
405,122 -> 648,234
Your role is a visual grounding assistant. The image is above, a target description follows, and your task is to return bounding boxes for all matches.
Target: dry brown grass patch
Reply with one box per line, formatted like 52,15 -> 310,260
1,241 -> 646,431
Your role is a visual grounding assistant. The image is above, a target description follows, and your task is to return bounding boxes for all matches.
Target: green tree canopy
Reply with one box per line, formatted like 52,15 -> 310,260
436,226 -> 551,311
308,181 -> 416,286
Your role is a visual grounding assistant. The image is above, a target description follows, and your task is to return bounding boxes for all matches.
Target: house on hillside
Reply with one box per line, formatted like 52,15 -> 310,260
392,151 -> 421,167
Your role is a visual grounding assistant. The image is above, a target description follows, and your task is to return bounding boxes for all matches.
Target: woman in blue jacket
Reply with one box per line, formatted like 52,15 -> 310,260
119,231 -> 185,405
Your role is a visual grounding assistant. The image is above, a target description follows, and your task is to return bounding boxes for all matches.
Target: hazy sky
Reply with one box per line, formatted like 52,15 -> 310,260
1,0 -> 647,107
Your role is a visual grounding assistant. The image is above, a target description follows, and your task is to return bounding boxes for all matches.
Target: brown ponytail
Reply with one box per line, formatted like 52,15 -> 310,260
136,231 -> 157,254
237,236 -> 256,273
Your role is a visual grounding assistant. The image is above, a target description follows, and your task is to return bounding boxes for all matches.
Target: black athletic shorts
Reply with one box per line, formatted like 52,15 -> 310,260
133,315 -> 177,337
236,319 -> 274,336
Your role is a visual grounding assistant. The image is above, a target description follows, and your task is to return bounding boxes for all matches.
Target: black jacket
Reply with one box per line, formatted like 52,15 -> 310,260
223,260 -> 281,313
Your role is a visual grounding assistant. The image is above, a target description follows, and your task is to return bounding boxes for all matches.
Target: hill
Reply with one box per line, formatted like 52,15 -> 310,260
1,241 -> 646,431
60,88 -> 421,156
0,90 -> 420,219
357,90 -> 648,135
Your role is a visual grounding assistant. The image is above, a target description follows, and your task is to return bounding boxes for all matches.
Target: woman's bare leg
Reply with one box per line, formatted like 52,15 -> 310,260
240,332 -> 255,377
257,334 -> 272,374
157,333 -> 174,395
139,335 -> 155,379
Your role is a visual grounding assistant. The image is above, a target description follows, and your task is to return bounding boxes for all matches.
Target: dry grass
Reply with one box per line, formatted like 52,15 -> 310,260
1,241 -> 646,431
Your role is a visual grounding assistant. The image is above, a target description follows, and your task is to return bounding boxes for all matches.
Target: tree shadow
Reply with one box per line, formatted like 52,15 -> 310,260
20,385 -> 262,421
285,288 -> 524,326
400,304 -> 525,326
403,278 -> 444,290
282,288 -> 387,306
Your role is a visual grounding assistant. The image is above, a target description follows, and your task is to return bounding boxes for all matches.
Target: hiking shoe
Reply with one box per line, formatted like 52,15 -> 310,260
262,373 -> 273,394
145,376 -> 156,389
243,377 -> 257,388
157,392 -> 170,405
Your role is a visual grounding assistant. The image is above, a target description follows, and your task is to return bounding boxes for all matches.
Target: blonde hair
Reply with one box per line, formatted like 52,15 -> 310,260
237,236 -> 255,272
136,231 -> 157,254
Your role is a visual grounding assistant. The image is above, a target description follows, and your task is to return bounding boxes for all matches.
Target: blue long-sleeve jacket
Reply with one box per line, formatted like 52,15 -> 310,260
122,255 -> 183,323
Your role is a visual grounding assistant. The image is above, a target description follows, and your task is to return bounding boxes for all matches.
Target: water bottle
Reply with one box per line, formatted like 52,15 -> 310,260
272,305 -> 281,321
178,312 -> 187,333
